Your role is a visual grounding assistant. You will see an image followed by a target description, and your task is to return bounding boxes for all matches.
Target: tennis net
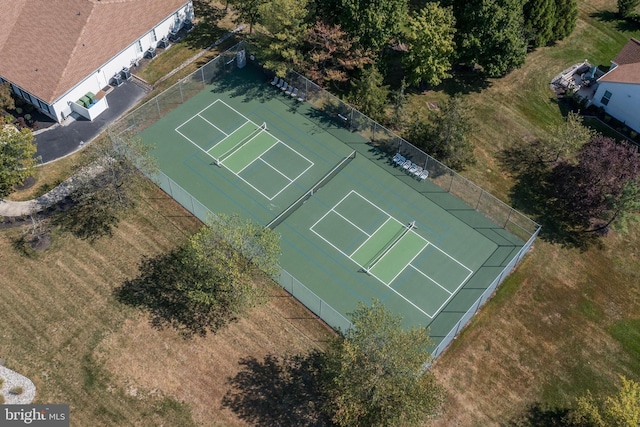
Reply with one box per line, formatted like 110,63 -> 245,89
265,151 -> 356,230
216,122 -> 267,165
365,221 -> 415,273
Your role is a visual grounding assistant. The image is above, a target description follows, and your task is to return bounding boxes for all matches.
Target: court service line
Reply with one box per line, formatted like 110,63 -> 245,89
379,240 -> 431,285
217,99 -> 255,125
175,128 -> 217,156
407,264 -> 453,296
197,113 -> 228,136
268,161 -> 315,200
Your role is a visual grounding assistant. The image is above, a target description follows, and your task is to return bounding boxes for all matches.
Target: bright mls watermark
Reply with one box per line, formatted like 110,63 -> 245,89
0,405 -> 68,426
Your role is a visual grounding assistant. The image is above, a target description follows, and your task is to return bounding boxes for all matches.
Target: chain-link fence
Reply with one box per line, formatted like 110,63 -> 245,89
109,40 -> 540,358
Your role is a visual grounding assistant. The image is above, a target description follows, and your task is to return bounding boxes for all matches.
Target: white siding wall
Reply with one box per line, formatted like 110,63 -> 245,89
45,1 -> 193,122
592,81 -> 640,133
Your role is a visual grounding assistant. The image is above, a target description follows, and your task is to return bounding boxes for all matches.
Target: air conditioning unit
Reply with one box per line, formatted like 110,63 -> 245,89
157,37 -> 169,49
111,73 -> 123,87
145,47 -> 156,59
120,67 -> 132,81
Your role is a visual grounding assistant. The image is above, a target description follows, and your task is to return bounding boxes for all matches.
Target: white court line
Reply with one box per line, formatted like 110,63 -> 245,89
408,264 -> 453,295
175,127 -> 217,155
197,113 -> 228,136
216,99 -> 255,124
311,190 -> 475,319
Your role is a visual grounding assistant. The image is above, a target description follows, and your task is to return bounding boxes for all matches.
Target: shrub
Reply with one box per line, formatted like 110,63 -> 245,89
10,386 -> 23,395
15,107 -> 22,115
0,394 -> 4,404
0,377 -> 4,387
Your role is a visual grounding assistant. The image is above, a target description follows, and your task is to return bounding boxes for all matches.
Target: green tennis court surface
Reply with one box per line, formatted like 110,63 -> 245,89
138,64 -> 526,343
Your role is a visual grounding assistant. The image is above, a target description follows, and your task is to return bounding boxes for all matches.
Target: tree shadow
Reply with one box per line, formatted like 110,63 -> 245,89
114,247 -> 230,337
507,402 -> 573,426
221,352 -> 334,427
498,141 -> 601,249
52,195 -> 119,242
435,65 -> 493,96
590,10 -> 640,32
184,0 -> 227,49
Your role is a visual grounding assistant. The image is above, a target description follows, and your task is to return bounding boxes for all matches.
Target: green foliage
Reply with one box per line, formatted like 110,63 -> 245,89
523,0 -> 556,48
606,180 -> 640,233
116,213 -> 280,335
552,0 -> 578,41
569,376 -> 640,426
404,3 -> 456,87
231,0 -> 268,33
538,111 -> 597,163
60,134 -> 157,240
0,125 -> 37,197
0,82 -> 15,112
453,0 -> 527,77
324,301 -> 445,427
258,0 -> 309,75
407,95 -> 475,171
348,66 -> 389,123
338,0 -> 408,49
618,0 -> 640,18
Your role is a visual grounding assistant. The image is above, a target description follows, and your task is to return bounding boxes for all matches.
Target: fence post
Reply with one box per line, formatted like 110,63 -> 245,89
476,189 -> 484,210
180,79 -> 184,103
156,97 -> 161,118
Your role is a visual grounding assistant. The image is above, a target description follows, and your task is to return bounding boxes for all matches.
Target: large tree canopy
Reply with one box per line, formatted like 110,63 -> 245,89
338,0 -> 408,50
403,3 -> 456,87
550,135 -> 640,232
324,301 -> 445,427
304,21 -> 374,86
117,213 -> 281,335
0,125 -> 37,197
569,376 -> 640,426
452,0 -> 527,77
407,94 -> 475,171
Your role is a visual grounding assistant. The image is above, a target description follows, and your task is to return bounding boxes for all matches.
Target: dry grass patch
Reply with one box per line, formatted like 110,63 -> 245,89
0,180 -> 332,426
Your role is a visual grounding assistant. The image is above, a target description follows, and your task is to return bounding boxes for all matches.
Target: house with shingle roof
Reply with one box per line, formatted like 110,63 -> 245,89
0,0 -> 193,123
592,38 -> 640,133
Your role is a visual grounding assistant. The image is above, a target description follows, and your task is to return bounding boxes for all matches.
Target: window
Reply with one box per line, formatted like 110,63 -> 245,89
601,90 -> 612,106
19,89 -> 32,103
136,40 -> 143,53
151,29 -> 157,43
36,99 -> 51,114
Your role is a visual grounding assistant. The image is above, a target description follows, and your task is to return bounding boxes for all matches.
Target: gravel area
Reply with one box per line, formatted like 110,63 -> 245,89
0,365 -> 36,404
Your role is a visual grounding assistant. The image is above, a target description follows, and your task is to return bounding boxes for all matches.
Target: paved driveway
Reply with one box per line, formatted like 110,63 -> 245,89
35,80 -> 148,164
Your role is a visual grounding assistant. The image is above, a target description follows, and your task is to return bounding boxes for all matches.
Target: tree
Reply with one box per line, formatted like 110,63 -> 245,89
523,0 -> 556,48
0,82 -> 15,112
348,65 -> 390,123
550,136 -> 640,232
407,94 -> 475,171
116,214 -> 281,335
552,0 -> 577,41
391,78 -> 408,129
403,3 -> 456,87
338,0 -> 408,50
453,0 -> 527,77
231,0 -> 268,33
304,21 -> 374,86
257,0 -> 309,75
537,111 -> 596,163
569,376 -> 640,426
324,301 -> 445,427
60,133 -> 157,240
618,0 -> 640,18
0,125 -> 37,197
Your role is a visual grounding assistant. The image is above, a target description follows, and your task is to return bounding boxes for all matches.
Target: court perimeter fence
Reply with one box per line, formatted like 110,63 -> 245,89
108,40 -> 541,359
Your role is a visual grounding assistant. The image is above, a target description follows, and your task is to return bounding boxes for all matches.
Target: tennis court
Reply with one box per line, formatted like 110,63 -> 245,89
137,64 -> 527,338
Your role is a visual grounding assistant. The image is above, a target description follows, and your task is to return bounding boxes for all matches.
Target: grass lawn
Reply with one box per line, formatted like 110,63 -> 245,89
417,0 -> 640,423
0,170 -> 333,426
